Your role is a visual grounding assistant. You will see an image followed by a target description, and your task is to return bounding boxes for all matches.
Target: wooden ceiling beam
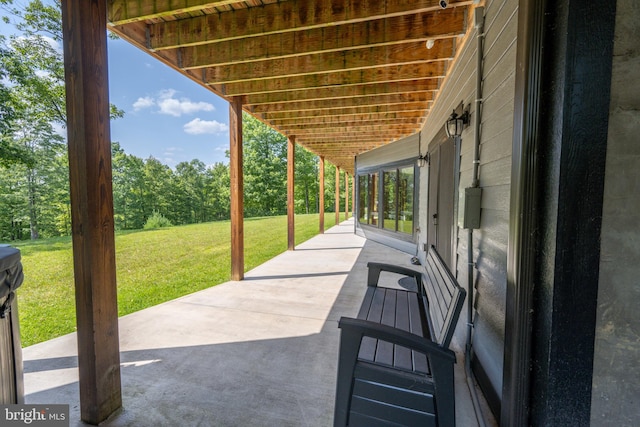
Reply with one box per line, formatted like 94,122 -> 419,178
109,1 -> 239,25
202,40 -> 454,83
278,123 -> 420,135
298,134 -> 408,142
217,62 -> 446,96
286,134 -> 418,142
270,114 -> 423,127
249,92 -> 432,114
260,102 -> 430,120
178,9 -> 465,66
244,79 -> 438,106
270,118 -> 422,130
284,128 -> 419,138
110,1 -> 473,46
282,131 -> 419,140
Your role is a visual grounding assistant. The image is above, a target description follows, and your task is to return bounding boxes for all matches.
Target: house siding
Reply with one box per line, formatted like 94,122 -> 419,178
454,0 -> 517,414
355,0 -> 518,417
591,0 -> 640,425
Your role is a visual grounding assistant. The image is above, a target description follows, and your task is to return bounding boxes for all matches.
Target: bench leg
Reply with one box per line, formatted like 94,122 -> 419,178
334,324 -> 361,427
431,359 -> 456,427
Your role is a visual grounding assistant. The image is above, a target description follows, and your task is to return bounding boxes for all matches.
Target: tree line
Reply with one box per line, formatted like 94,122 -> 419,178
0,0 -> 342,241
1,114 -> 340,241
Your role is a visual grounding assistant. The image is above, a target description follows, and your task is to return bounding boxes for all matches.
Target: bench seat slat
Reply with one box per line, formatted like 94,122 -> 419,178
374,289 -> 397,367
357,288 -> 431,375
359,288 -> 386,361
393,291 -> 413,371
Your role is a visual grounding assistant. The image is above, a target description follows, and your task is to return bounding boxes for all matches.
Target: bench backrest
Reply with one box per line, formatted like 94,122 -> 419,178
421,245 -> 466,348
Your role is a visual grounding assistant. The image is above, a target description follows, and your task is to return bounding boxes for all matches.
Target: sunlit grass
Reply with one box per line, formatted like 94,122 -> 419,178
13,213 -> 340,346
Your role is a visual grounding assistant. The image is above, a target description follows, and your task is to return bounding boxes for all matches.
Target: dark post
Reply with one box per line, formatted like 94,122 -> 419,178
504,0 -> 616,425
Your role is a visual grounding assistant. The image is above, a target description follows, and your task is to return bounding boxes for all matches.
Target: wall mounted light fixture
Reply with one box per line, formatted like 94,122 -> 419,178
445,109 -> 470,138
417,132 -> 427,167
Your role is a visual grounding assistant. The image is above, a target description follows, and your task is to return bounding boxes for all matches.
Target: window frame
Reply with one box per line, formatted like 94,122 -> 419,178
356,159 -> 418,241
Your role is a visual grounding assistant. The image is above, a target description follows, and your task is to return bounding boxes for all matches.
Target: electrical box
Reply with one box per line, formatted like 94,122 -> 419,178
458,187 -> 482,229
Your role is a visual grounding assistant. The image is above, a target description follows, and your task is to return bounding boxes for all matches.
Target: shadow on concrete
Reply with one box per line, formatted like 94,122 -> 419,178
22,220 -> 489,426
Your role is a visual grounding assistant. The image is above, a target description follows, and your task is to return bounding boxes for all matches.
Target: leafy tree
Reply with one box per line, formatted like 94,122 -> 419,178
242,113 -> 288,217
175,160 -> 208,223
112,143 -> 146,230
0,0 -> 123,239
294,145 -> 320,214
207,162 -> 230,220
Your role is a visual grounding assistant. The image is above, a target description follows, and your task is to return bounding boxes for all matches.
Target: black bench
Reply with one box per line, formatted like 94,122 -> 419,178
334,246 -> 466,427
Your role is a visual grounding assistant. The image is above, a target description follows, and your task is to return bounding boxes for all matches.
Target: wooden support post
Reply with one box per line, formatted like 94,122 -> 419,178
319,156 -> 325,234
230,96 -> 244,280
335,167 -> 341,225
345,173 -> 350,219
61,1 -> 121,423
287,136 -> 295,250
352,174 -> 356,222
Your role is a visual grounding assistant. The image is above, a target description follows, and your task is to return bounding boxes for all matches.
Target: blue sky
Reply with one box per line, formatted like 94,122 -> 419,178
1,4 -> 232,168
107,37 -> 232,167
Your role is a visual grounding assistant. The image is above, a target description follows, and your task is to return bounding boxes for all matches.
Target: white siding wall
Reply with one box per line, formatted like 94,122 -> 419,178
356,133 -> 419,170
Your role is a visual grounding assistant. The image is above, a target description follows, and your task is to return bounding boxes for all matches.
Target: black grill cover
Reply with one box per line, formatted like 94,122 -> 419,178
0,247 -> 23,300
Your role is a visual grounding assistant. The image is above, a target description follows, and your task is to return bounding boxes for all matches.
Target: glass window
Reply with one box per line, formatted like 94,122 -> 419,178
370,173 -> 378,226
358,175 -> 368,223
356,164 -> 414,237
383,170 -> 397,231
398,167 -> 414,234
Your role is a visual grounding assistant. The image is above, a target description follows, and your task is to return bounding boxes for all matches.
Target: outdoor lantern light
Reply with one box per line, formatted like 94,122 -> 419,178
417,154 -> 427,168
445,110 -> 470,138
417,132 -> 427,167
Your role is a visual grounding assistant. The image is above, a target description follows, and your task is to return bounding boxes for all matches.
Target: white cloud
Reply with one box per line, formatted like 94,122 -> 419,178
133,96 -> 155,111
132,89 -> 215,117
158,97 -> 214,117
183,118 -> 229,135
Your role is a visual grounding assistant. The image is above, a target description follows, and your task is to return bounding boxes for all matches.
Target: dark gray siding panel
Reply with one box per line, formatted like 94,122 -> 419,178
355,0 -> 518,418
457,0 -> 517,414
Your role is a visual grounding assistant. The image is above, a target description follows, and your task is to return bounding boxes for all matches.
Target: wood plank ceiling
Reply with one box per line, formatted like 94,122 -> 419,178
107,0 -> 472,173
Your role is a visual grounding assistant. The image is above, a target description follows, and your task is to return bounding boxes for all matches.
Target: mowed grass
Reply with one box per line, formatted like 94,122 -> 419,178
13,213 -> 341,346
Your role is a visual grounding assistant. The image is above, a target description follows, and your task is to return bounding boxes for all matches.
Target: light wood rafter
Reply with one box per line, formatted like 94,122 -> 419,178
107,0 -> 473,172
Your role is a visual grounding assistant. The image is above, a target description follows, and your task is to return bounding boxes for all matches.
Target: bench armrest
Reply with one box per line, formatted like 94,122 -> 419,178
366,262 -> 422,288
335,317 -> 457,427
338,316 -> 455,363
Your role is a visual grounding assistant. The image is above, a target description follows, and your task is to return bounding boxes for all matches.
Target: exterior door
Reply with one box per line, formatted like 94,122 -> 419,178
427,129 -> 455,268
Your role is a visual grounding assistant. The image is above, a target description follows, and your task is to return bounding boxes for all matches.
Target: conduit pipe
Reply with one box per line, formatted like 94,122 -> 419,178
466,6 -> 488,427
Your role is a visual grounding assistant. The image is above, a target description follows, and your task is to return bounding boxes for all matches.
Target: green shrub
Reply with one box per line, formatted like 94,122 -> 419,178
143,212 -> 173,229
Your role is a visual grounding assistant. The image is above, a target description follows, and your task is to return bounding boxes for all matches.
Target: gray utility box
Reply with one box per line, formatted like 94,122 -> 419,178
0,246 -> 24,404
458,187 -> 482,229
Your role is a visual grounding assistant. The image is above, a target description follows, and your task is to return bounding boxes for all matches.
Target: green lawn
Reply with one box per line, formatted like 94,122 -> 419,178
12,213 -> 342,346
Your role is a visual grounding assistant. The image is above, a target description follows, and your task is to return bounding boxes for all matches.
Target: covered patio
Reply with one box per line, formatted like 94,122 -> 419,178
45,0 -> 638,425
22,219 -> 492,426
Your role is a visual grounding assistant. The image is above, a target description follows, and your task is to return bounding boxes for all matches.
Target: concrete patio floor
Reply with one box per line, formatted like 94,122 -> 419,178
22,219 -> 495,426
